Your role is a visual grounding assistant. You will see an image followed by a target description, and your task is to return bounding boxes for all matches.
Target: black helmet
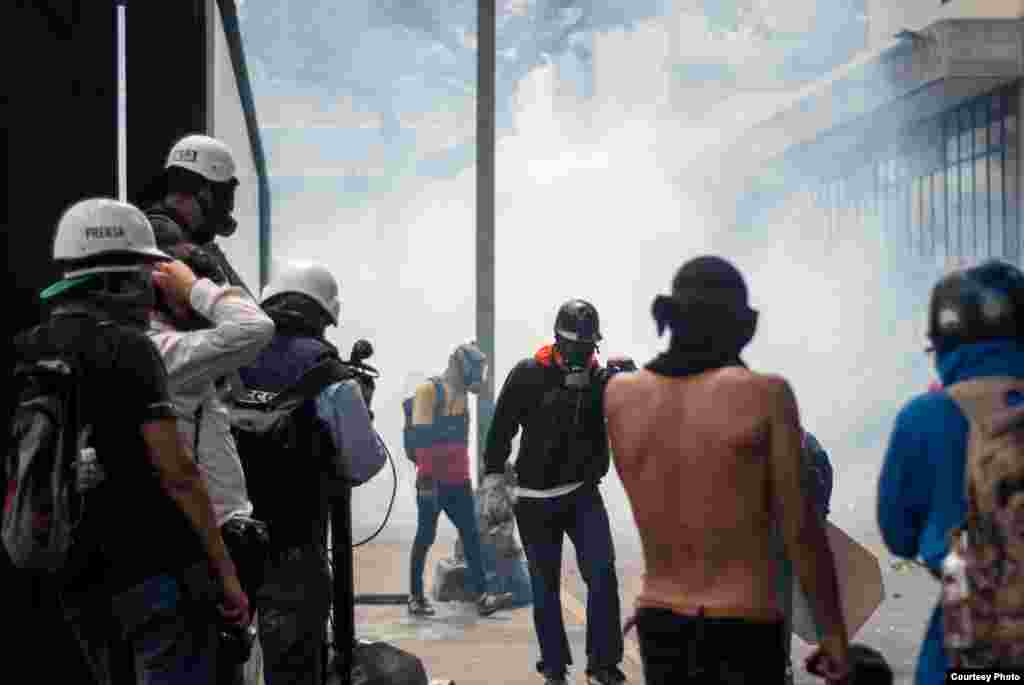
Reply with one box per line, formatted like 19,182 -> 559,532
927,260 -> 1024,354
554,299 -> 602,343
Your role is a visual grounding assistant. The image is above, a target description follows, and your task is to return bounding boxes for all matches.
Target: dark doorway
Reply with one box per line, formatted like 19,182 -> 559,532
6,2 -> 208,679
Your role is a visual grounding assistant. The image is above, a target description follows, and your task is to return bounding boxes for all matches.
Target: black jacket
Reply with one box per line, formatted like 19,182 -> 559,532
483,344 -> 610,490
145,202 -> 254,298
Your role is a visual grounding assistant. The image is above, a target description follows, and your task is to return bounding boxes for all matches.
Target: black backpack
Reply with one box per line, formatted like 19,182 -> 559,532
3,324 -> 114,573
349,639 -> 428,685
400,378 -> 445,464
232,355 -> 359,478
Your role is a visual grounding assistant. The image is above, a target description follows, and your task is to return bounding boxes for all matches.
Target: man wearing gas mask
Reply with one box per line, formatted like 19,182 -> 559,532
141,134 -> 252,296
406,342 -> 513,618
482,300 -> 632,685
232,260 -> 387,685
148,221 -> 275,685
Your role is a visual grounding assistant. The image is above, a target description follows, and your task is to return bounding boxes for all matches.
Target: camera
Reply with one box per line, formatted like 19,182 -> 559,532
220,516 -> 270,595
340,339 -> 379,413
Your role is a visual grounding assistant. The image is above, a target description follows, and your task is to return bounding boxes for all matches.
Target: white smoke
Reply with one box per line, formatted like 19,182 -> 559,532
245,1 -> 927,562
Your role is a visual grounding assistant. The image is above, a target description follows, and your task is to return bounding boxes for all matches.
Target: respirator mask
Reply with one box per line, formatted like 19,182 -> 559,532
557,337 -> 597,389
70,267 -> 158,329
196,178 -> 239,240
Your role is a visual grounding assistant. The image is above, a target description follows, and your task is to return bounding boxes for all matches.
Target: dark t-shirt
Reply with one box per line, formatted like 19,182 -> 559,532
14,310 -> 205,595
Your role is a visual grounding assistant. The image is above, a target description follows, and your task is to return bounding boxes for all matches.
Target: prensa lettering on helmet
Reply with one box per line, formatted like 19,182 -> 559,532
84,225 -> 126,240
172,149 -> 198,163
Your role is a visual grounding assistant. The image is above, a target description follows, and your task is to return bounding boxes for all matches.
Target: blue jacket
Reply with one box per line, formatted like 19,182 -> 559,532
878,339 -> 1024,685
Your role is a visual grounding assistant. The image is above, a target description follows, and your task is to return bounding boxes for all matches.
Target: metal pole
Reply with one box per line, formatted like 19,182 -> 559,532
329,485 -> 354,685
476,0 -> 496,485
216,0 -> 272,290
468,0 -> 531,608
116,1 -> 128,201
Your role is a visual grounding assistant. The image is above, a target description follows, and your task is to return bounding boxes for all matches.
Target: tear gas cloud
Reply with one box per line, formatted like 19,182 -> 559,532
243,1 -> 932,559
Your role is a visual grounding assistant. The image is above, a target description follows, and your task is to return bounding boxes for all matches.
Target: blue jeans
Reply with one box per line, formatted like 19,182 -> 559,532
514,484 -> 623,675
63,564 -> 218,685
410,480 -> 488,598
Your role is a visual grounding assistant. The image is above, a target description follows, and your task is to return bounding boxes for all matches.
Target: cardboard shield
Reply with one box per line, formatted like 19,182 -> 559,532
791,523 -> 885,644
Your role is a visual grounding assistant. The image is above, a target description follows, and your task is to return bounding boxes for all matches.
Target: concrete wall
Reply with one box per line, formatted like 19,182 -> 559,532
866,0 -> 1023,47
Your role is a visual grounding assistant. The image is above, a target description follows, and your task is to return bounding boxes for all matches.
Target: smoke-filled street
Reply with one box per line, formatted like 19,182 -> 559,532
7,2 -> 1023,684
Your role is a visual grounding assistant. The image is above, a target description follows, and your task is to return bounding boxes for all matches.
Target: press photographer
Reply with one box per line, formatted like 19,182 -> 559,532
232,260 -> 387,685
148,223 -> 276,684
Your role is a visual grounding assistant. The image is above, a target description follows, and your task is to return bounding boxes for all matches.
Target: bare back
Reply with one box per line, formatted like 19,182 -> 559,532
606,366 -> 788,620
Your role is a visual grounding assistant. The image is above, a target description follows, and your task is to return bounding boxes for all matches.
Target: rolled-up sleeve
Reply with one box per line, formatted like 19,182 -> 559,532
154,279 -> 275,392
315,379 -> 387,483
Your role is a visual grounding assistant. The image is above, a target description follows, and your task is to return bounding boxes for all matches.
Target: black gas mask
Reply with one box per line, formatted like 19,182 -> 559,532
196,178 -> 239,241
556,336 -> 597,389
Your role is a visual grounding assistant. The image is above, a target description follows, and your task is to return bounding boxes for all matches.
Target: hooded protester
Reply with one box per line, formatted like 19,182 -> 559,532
483,299 -> 632,685
878,259 -> 1024,684
405,342 -> 514,619
605,256 -> 850,685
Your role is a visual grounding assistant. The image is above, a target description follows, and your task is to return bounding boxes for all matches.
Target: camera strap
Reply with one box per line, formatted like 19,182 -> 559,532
267,356 -> 356,414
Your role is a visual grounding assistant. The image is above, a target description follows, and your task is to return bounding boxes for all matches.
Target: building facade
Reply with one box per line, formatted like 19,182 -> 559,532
712,1 -> 1022,273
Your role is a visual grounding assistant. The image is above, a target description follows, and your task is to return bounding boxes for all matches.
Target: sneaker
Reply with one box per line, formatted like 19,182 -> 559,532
407,594 -> 435,617
476,591 -> 514,616
586,665 -> 627,685
537,664 -> 569,685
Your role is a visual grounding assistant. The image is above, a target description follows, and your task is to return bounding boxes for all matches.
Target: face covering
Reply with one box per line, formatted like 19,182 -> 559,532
85,270 -> 157,329
452,344 -> 488,394
557,339 -> 596,371
646,295 -> 755,377
195,180 -> 239,240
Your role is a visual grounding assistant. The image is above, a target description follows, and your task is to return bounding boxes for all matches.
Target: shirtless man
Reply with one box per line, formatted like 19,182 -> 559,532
605,256 -> 850,684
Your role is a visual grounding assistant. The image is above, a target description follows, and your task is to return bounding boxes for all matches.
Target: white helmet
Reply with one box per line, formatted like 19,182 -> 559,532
260,261 -> 341,325
165,134 -> 237,184
52,198 -> 171,277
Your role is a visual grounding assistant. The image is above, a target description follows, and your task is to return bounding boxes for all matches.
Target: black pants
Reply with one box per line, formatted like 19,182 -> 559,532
513,485 -> 624,676
635,608 -> 786,685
